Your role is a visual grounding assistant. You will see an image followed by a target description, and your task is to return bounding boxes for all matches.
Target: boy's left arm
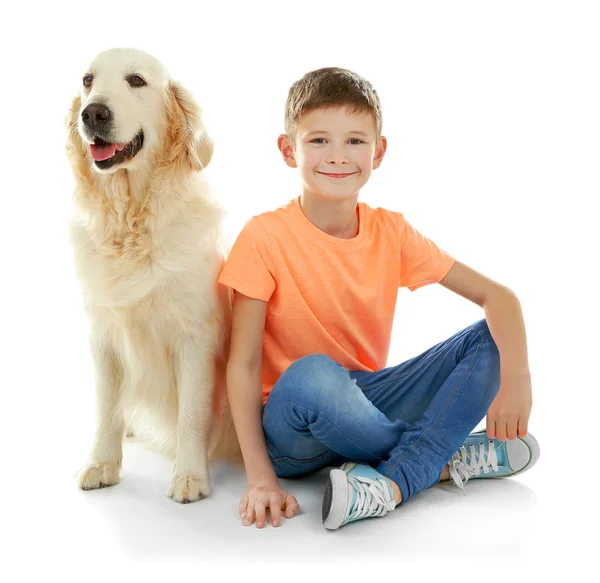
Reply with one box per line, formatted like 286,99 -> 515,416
439,261 -> 532,441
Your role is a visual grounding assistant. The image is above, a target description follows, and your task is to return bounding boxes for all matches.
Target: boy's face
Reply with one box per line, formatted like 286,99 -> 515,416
278,106 -> 387,202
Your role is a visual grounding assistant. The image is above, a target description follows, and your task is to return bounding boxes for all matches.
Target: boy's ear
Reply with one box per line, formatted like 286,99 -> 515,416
372,136 -> 387,170
277,134 -> 297,168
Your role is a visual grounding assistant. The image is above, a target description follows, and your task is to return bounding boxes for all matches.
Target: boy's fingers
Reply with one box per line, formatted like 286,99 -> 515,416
517,419 -> 529,437
495,420 -> 507,441
244,499 -> 256,526
239,493 -> 249,518
507,419 -> 518,440
270,497 -> 283,527
254,500 -> 267,528
486,420 -> 496,439
284,494 -> 299,518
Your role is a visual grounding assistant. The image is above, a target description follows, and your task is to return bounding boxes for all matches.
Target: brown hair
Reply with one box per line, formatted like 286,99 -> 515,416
284,67 -> 382,143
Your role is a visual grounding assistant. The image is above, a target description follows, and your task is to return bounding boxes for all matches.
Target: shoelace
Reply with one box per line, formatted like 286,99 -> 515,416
346,475 -> 397,522
448,440 -> 499,494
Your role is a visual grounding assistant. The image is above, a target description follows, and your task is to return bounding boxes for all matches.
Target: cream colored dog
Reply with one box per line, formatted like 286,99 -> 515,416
65,48 -> 240,503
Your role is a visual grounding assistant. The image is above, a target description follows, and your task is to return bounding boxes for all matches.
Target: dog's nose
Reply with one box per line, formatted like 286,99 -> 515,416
81,103 -> 111,127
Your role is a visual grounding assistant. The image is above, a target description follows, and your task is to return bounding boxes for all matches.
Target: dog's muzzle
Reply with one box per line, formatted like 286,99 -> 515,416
80,103 -> 144,170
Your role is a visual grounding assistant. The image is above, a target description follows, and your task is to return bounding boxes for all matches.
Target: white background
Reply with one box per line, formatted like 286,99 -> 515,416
1,0 -> 598,580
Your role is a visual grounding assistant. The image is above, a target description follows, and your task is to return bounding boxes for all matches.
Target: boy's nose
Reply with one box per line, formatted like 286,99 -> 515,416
326,150 -> 350,164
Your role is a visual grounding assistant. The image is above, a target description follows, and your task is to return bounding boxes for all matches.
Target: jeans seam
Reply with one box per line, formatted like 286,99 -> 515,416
358,370 -> 411,391
269,449 -> 333,465
383,337 -> 485,473
359,327 -> 489,392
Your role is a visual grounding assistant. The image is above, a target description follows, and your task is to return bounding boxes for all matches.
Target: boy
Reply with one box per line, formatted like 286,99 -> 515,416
218,67 -> 539,530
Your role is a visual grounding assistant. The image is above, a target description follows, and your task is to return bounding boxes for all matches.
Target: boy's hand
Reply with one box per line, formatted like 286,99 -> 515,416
486,372 -> 532,441
239,481 -> 299,528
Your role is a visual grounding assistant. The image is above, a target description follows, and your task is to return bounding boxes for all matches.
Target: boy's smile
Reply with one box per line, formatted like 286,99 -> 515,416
318,171 -> 358,178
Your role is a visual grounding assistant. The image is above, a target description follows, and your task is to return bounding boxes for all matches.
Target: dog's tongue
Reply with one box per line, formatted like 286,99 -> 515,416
90,142 -> 118,161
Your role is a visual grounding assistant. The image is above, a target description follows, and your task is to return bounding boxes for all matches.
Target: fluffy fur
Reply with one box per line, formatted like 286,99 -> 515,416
66,48 -> 240,503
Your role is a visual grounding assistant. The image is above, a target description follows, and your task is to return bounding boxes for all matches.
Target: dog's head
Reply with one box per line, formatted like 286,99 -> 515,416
67,48 -> 213,174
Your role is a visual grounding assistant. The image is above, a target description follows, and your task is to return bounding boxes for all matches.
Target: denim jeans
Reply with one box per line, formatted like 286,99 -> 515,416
262,319 -> 500,505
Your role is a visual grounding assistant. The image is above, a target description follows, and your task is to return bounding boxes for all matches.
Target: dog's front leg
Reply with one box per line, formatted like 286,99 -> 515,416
168,335 -> 214,503
77,334 -> 125,490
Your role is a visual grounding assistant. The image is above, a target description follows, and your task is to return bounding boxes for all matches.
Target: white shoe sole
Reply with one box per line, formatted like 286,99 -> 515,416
322,468 -> 351,530
511,432 -> 540,476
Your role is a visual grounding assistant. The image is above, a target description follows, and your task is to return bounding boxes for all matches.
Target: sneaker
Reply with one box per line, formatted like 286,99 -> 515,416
444,429 -> 540,493
322,462 -> 397,530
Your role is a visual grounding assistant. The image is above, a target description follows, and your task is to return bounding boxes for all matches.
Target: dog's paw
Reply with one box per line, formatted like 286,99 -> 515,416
77,461 -> 121,491
168,473 -> 212,504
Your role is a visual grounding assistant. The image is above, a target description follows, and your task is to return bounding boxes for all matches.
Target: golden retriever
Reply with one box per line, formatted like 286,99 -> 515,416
65,48 -> 240,503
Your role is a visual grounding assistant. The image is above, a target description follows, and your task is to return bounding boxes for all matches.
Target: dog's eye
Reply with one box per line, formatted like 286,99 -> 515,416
83,75 -> 93,88
128,75 -> 146,87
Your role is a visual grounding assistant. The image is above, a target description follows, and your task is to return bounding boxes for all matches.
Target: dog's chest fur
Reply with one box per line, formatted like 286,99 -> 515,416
69,171 -> 221,315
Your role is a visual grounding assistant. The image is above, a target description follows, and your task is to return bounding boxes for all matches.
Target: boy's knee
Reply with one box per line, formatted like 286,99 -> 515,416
468,319 -> 492,341
465,319 -> 498,353
285,354 -> 339,379
274,354 -> 344,402
474,322 -> 501,399
461,320 -> 501,401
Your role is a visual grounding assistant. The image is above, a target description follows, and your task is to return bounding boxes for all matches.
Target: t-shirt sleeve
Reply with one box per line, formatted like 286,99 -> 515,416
398,214 -> 456,291
218,217 -> 276,302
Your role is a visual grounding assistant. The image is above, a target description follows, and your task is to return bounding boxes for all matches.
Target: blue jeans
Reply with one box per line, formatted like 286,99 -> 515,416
262,319 -> 500,505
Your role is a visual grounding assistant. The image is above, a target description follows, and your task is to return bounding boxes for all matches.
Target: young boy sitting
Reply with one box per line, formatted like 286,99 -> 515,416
218,67 -> 539,530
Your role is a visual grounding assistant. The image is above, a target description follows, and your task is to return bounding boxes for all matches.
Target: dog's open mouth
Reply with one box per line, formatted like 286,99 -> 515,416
90,131 -> 144,169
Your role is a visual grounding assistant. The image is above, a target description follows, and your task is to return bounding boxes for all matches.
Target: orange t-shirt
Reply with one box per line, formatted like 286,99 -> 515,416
218,196 -> 455,404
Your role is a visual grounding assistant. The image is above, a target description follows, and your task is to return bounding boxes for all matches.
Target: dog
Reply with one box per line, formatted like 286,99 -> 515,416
65,48 -> 240,503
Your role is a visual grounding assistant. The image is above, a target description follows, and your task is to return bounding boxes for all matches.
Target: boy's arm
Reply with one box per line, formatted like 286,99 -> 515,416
227,291 -> 299,528
439,260 -> 532,440
227,291 -> 278,485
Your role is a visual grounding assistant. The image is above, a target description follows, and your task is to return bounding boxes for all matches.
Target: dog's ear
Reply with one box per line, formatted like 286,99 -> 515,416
65,94 -> 95,185
165,80 -> 214,171
65,95 -> 86,158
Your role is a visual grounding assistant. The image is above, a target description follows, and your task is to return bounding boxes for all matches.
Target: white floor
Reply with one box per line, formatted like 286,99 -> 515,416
4,425 -> 590,580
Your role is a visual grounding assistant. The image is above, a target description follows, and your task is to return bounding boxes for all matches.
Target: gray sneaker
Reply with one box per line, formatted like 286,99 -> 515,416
322,462 -> 397,530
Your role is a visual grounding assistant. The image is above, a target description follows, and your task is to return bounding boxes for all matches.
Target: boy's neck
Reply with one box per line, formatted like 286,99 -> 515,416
299,193 -> 360,239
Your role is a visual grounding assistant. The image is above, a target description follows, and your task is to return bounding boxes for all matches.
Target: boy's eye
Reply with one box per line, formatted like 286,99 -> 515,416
309,138 -> 365,144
